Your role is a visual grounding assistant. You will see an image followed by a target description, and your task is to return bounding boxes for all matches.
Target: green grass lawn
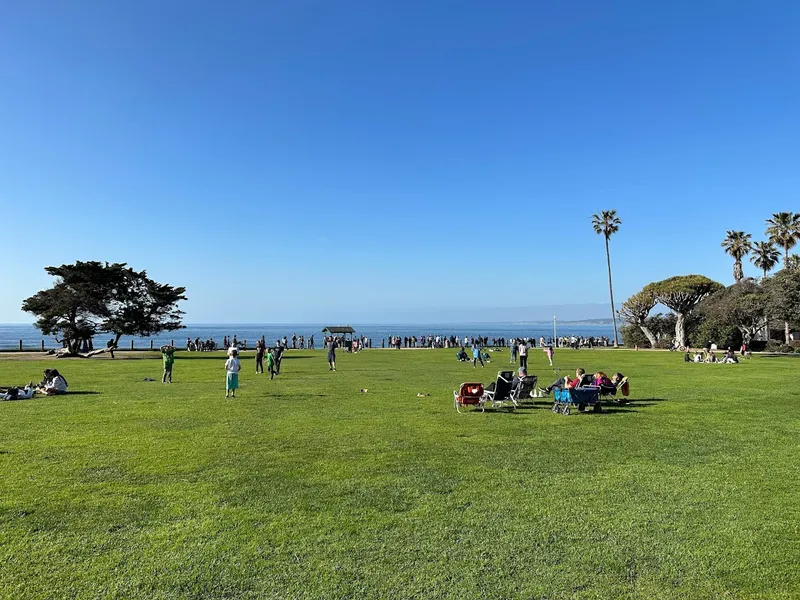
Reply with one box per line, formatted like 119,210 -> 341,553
1,348 -> 799,599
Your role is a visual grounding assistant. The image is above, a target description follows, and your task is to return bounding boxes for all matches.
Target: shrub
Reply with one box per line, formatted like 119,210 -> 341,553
779,345 -> 793,354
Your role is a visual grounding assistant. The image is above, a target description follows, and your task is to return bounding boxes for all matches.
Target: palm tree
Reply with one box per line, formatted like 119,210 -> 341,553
750,241 -> 780,280
765,212 -> 800,344
721,231 -> 752,282
765,212 -> 800,265
592,210 -> 621,347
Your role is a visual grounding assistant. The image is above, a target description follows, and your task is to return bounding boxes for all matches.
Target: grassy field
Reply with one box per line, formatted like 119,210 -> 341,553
1,348 -> 799,599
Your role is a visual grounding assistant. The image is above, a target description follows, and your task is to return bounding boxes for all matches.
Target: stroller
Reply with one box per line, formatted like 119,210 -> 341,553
552,386 -> 601,415
454,382 -> 485,413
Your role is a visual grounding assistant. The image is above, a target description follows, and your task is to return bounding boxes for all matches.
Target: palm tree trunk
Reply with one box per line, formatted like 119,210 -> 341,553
605,236 -> 619,347
784,245 -> 790,344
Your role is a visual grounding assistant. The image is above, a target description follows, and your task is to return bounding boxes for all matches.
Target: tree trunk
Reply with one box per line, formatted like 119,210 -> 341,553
786,320 -> 791,345
605,236 -> 619,347
674,313 -> 687,348
639,325 -> 658,348
67,338 -> 81,354
733,260 -> 743,282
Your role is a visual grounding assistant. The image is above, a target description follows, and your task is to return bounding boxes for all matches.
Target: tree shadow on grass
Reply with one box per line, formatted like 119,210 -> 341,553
759,354 -> 800,359
66,391 -> 101,395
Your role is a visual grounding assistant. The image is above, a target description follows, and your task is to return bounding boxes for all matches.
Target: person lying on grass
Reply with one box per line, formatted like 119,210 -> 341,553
1,383 -> 35,400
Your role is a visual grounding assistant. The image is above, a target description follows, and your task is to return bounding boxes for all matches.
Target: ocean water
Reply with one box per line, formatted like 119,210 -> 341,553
0,323 -> 617,351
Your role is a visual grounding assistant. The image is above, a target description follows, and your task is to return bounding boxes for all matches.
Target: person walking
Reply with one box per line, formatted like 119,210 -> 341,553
225,348 -> 241,398
544,344 -> 554,367
327,337 -> 337,371
255,339 -> 265,374
267,348 -> 277,379
161,345 -> 175,383
518,340 -> 528,371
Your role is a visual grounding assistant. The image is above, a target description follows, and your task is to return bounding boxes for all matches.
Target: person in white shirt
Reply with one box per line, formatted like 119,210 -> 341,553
37,369 -> 68,395
2,383 -> 35,400
225,348 -> 241,398
518,341 -> 528,371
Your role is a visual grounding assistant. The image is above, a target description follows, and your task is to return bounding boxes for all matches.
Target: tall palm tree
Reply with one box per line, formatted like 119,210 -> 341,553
765,212 -> 800,344
765,212 -> 800,265
592,210 -> 621,347
721,231 -> 752,282
750,241 -> 780,280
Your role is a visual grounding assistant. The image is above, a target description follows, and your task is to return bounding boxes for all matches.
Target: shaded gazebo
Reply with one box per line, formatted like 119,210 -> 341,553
322,326 -> 355,351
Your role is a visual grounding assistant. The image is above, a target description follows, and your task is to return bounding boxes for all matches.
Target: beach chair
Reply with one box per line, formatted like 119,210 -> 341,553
509,375 -> 538,406
454,382 -> 485,413
481,371 -> 514,410
599,376 -> 630,401
552,386 -> 601,415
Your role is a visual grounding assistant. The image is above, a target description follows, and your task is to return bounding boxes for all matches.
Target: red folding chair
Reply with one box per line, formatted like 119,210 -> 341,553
454,382 -> 485,413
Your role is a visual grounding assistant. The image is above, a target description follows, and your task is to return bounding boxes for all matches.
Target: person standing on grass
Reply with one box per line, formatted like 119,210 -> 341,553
510,338 -> 517,364
544,344 -> 554,367
274,344 -> 284,375
327,337 -> 337,371
255,339 -> 265,374
472,342 -> 485,368
518,340 -> 528,371
161,344 -> 175,383
225,348 -> 241,398
267,347 -> 277,379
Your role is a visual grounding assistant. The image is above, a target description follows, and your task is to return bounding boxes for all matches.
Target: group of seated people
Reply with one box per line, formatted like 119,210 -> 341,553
455,347 -> 490,362
1,369 -> 68,401
685,348 -> 739,364
538,367 -> 628,397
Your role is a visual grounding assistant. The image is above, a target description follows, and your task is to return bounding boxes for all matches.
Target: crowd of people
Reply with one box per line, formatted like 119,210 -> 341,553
685,347 -> 741,364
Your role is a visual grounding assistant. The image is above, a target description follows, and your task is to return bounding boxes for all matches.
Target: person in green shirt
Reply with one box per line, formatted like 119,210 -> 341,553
161,345 -> 175,383
266,348 -> 276,380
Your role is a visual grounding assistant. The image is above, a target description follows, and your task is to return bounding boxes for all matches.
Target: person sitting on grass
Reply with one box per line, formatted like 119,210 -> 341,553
1,382 -> 35,400
722,348 -> 739,364
37,369 -> 68,395
456,347 -> 469,362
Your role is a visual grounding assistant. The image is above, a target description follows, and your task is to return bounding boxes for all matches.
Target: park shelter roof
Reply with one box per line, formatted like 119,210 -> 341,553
322,326 -> 355,334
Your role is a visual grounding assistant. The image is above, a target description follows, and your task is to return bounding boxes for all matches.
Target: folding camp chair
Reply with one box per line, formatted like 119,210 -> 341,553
481,371 -> 514,410
454,382 -> 485,413
509,375 -> 538,406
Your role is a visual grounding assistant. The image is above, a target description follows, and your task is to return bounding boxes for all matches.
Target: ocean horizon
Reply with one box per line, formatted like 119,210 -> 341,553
0,322 -> 618,350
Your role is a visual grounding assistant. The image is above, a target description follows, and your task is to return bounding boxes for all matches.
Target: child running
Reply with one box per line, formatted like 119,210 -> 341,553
225,348 -> 241,398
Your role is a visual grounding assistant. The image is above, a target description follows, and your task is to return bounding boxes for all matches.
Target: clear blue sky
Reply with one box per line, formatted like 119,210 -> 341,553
2,0 -> 798,323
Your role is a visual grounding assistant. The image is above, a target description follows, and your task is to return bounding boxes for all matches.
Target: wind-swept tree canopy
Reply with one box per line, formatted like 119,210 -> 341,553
763,268 -> 800,344
22,261 -> 187,355
696,279 -> 766,345
618,289 -> 657,347
644,275 -> 723,347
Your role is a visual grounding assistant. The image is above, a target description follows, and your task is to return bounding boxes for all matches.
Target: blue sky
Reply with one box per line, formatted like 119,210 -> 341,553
2,0 -> 798,323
